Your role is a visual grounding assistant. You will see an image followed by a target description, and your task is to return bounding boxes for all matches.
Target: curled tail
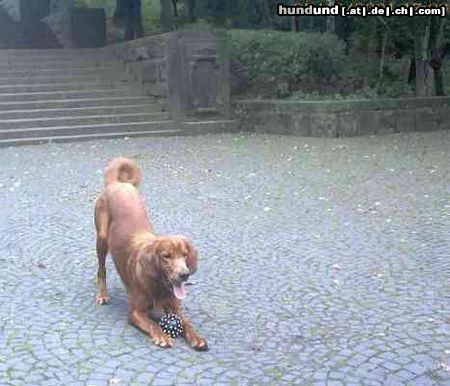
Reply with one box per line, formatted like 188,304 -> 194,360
104,157 -> 143,187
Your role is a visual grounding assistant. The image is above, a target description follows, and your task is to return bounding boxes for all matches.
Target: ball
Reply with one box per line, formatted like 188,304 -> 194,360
159,313 -> 184,338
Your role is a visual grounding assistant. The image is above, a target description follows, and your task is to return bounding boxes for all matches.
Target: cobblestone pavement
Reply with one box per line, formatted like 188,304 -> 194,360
0,131 -> 449,386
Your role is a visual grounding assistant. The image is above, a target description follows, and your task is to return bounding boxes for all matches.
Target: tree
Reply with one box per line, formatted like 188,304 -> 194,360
186,0 -> 197,23
236,0 -> 247,28
260,0 -> 271,28
160,0 -> 174,31
414,17 -> 431,96
412,15 -> 448,97
325,0 -> 335,33
429,16 -> 448,96
199,0 -> 230,26
113,0 -> 143,40
375,16 -> 390,93
172,0 -> 178,18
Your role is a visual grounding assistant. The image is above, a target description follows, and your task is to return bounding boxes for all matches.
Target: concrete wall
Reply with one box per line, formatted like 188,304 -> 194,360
106,30 -> 230,120
234,97 -> 450,137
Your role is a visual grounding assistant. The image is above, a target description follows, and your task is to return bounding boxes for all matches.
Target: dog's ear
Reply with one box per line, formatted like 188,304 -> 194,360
133,238 -> 161,281
182,237 -> 198,274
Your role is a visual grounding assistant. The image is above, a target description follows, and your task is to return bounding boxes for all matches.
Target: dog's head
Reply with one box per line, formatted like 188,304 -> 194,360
134,234 -> 198,300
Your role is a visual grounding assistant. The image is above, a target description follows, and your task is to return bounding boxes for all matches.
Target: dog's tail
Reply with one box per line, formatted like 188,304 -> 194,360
104,157 -> 143,187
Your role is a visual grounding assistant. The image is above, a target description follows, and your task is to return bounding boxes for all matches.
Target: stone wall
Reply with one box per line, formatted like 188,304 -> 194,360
106,33 -> 169,108
105,30 -> 230,119
234,97 -> 450,137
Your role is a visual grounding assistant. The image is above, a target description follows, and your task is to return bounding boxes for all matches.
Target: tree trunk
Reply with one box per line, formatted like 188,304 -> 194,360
414,17 -> 430,97
261,0 -> 271,28
236,0 -> 248,28
429,16 -> 446,96
291,16 -> 299,32
113,0 -> 126,27
407,56 -> 415,84
171,0 -> 178,18
367,19 -> 378,56
433,67 -> 444,96
160,0 -> 173,31
124,0 -> 143,41
376,28 -> 388,92
326,0 -> 335,33
375,16 -> 390,92
186,0 -> 196,23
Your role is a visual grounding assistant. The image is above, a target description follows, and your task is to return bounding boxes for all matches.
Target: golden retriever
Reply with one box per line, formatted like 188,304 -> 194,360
94,157 -> 208,350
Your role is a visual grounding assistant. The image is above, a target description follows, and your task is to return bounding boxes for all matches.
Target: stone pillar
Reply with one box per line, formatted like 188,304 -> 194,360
166,31 -> 230,119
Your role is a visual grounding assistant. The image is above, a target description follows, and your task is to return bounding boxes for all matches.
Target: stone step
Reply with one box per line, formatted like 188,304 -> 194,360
0,45 -> 236,146
0,119 -> 238,147
0,96 -> 155,110
0,55 -> 112,64
0,48 -> 103,57
0,104 -> 163,119
0,74 -> 131,85
0,52 -> 110,58
0,129 -> 183,147
0,61 -> 118,71
0,120 -> 175,140
0,67 -> 124,77
0,47 -> 108,55
0,112 -> 169,129
0,81 -> 137,93
0,88 -> 141,102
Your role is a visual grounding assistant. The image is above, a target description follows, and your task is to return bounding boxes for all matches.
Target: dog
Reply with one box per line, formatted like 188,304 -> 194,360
94,157 -> 208,350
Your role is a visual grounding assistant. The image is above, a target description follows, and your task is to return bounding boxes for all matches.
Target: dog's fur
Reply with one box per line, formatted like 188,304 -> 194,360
94,157 -> 208,350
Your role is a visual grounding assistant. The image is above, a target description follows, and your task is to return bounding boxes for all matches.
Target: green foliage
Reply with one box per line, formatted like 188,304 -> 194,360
142,0 -> 161,32
197,0 -> 233,26
74,0 -> 89,7
229,29 -> 346,98
78,0 -> 116,15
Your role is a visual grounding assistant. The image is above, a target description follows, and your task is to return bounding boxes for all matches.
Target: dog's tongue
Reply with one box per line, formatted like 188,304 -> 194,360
173,283 -> 188,300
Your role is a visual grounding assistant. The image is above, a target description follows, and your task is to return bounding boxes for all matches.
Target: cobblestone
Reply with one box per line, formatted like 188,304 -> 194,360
0,132 -> 449,384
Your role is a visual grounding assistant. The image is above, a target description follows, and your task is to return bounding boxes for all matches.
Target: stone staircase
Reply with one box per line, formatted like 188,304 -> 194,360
0,49 -> 236,146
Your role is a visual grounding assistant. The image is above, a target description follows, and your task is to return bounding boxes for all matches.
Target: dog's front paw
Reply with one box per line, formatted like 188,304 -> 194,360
152,334 -> 174,349
96,292 -> 110,305
190,336 -> 209,351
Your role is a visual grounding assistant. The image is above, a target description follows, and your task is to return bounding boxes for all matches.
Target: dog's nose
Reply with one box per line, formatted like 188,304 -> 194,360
179,273 -> 189,282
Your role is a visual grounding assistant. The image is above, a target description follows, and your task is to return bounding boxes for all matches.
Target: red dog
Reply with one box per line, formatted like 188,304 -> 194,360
94,157 -> 208,350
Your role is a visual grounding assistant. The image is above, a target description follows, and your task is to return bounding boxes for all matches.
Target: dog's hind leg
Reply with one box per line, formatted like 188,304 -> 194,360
95,194 -> 110,305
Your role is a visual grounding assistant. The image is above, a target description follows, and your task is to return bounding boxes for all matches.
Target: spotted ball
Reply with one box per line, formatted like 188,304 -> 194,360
159,313 -> 184,338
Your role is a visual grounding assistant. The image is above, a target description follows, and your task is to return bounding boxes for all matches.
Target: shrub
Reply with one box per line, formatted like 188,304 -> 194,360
228,29 -> 347,98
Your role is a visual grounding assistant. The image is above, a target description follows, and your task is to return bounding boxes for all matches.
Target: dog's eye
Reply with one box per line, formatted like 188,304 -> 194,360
161,252 -> 171,259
